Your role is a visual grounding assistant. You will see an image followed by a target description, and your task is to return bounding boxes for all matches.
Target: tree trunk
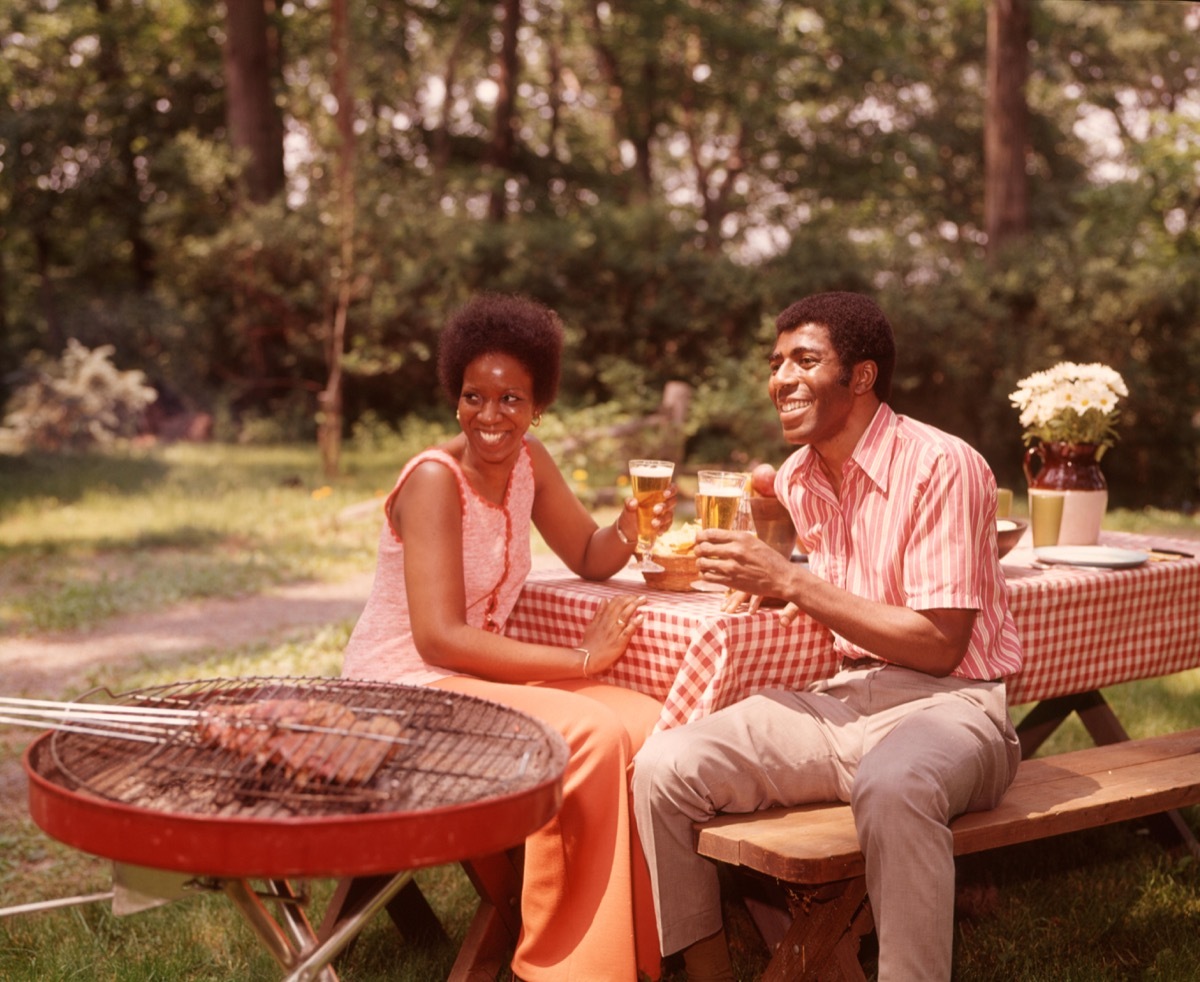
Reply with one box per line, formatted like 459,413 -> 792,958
222,0 -> 286,204
488,0 -> 521,222
318,0 -> 355,478
433,6 -> 481,174
94,0 -> 155,290
985,0 -> 1031,261
35,232 -> 63,353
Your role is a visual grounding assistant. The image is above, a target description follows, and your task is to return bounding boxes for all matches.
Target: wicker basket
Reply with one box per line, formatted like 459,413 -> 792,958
639,551 -> 700,592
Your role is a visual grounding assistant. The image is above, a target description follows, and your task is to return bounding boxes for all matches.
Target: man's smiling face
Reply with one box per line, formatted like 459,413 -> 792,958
768,322 -> 857,451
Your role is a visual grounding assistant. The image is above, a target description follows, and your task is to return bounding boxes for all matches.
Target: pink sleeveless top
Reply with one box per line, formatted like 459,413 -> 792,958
341,442 -> 535,685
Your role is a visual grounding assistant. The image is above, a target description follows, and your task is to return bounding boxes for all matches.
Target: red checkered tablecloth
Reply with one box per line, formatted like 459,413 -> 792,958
506,532 -> 1200,731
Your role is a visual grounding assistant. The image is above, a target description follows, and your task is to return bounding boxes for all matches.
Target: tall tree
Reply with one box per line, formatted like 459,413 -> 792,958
317,0 -> 356,476
221,0 -> 285,203
985,0 -> 1031,260
488,0 -> 521,221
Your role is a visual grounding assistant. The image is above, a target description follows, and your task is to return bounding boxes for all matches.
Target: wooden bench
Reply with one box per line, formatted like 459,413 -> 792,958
694,728 -> 1200,982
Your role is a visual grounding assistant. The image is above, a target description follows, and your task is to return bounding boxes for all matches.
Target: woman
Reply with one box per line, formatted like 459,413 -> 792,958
343,293 -> 672,982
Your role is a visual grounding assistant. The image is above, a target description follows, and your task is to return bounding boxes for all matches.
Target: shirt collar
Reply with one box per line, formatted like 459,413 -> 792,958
851,403 -> 896,495
792,403 -> 897,496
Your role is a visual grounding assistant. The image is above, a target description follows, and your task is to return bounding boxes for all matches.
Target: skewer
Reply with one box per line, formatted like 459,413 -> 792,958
0,696 -> 199,742
0,696 -> 199,719
0,697 -> 414,749
0,699 -> 194,729
0,715 -> 169,743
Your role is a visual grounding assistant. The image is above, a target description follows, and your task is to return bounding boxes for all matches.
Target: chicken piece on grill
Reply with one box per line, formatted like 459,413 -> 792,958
196,698 -> 405,786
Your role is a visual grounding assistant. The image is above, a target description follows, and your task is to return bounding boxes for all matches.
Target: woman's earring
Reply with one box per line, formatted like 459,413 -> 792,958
532,414 -> 542,428
455,410 -> 461,423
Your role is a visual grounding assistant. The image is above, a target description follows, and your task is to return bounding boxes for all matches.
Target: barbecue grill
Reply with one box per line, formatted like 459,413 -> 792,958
19,676 -> 569,981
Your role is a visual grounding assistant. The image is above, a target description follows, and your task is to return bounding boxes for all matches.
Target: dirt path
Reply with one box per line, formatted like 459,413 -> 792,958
0,572 -> 377,700
0,554 -> 569,812
0,572 -> 380,817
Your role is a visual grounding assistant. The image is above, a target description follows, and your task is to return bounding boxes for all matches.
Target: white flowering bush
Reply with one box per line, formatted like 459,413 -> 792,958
1009,361 -> 1127,455
1,339 -> 158,451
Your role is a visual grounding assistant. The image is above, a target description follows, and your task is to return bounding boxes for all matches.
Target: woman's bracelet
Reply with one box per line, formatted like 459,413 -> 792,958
573,646 -> 593,678
613,521 -> 635,548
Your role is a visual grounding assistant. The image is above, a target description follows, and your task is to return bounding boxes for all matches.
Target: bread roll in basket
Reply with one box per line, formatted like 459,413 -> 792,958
639,522 -> 701,592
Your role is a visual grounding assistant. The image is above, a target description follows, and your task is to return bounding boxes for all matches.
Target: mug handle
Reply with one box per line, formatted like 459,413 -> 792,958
1022,444 -> 1043,486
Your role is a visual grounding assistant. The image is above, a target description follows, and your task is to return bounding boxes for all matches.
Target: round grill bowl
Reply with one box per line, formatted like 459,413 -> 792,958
23,679 -> 568,879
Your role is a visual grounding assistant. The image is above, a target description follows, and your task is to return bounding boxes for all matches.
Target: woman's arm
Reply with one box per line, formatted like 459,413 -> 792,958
398,459 -> 644,681
527,437 -> 663,580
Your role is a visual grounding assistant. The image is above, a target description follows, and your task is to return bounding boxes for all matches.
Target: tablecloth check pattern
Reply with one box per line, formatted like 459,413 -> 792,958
505,571 -> 836,730
1003,532 -> 1200,705
506,532 -> 1200,731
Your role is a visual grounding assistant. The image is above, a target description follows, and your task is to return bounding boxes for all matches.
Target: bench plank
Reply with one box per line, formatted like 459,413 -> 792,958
696,728 -> 1200,885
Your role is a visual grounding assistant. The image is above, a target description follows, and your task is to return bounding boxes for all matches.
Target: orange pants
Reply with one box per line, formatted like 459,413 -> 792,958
434,675 -> 663,982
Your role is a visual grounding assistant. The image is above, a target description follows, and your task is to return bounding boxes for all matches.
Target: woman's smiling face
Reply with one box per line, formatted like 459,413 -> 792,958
457,351 -> 539,464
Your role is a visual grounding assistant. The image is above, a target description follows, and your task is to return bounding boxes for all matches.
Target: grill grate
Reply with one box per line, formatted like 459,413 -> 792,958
43,676 -> 564,818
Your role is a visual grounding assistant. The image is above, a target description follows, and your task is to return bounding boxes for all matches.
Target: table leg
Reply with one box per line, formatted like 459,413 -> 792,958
319,874 -> 447,950
1016,691 -> 1200,859
448,849 -> 524,982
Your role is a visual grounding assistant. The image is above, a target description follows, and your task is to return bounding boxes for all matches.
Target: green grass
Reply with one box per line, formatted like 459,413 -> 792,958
1,441 -> 1198,980
0,443 -> 404,634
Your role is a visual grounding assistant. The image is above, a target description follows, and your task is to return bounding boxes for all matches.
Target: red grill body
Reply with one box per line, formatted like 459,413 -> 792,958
23,677 -> 568,879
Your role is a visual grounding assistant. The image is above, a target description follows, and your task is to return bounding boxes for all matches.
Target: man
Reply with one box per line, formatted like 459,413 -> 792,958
631,291 -> 1023,981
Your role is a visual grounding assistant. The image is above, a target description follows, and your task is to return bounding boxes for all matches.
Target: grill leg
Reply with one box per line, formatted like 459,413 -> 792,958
222,879 -> 324,976
222,878 -> 341,982
264,880 -> 314,942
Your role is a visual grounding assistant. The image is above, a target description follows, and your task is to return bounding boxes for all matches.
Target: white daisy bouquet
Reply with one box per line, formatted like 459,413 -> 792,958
1009,361 -> 1128,457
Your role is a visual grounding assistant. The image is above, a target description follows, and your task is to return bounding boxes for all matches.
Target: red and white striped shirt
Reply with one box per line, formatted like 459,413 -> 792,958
775,404 -> 1023,681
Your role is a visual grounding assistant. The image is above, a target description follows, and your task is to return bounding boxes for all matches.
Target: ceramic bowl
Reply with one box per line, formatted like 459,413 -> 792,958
996,518 -> 1028,558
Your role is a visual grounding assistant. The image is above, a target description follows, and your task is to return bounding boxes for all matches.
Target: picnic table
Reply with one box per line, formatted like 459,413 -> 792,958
507,530 -> 1200,744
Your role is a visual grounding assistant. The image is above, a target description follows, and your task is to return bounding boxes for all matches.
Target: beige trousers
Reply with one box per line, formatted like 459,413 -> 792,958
631,664 -> 1021,982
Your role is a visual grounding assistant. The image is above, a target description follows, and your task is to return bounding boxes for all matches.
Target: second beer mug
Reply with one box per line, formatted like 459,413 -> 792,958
696,471 -> 751,531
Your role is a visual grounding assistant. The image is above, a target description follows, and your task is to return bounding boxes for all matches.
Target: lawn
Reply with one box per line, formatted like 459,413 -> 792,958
1,441 -> 1198,980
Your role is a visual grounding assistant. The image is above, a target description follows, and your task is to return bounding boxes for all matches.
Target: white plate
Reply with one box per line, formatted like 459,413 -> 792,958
1034,545 -> 1148,569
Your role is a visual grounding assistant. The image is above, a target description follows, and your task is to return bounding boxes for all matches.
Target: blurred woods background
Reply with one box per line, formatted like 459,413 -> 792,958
2,0 -> 1199,508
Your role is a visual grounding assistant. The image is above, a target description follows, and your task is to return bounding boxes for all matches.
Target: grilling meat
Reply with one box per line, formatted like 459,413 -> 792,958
196,698 -> 405,786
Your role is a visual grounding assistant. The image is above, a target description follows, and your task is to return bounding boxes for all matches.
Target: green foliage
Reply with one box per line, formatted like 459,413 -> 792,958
1,340 -> 158,452
2,1 -> 1199,508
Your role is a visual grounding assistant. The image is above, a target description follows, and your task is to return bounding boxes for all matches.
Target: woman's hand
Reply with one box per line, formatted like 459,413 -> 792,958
578,594 -> 647,676
620,482 -> 680,538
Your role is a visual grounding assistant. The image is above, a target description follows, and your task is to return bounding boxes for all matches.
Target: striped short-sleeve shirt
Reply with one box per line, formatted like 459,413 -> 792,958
776,404 -> 1023,681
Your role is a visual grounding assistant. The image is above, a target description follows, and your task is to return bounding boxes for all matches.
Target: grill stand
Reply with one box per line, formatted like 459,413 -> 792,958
221,873 -> 414,982
103,862 -> 513,982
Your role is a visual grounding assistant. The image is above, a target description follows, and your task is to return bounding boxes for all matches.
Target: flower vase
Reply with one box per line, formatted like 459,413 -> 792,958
1023,441 -> 1108,545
